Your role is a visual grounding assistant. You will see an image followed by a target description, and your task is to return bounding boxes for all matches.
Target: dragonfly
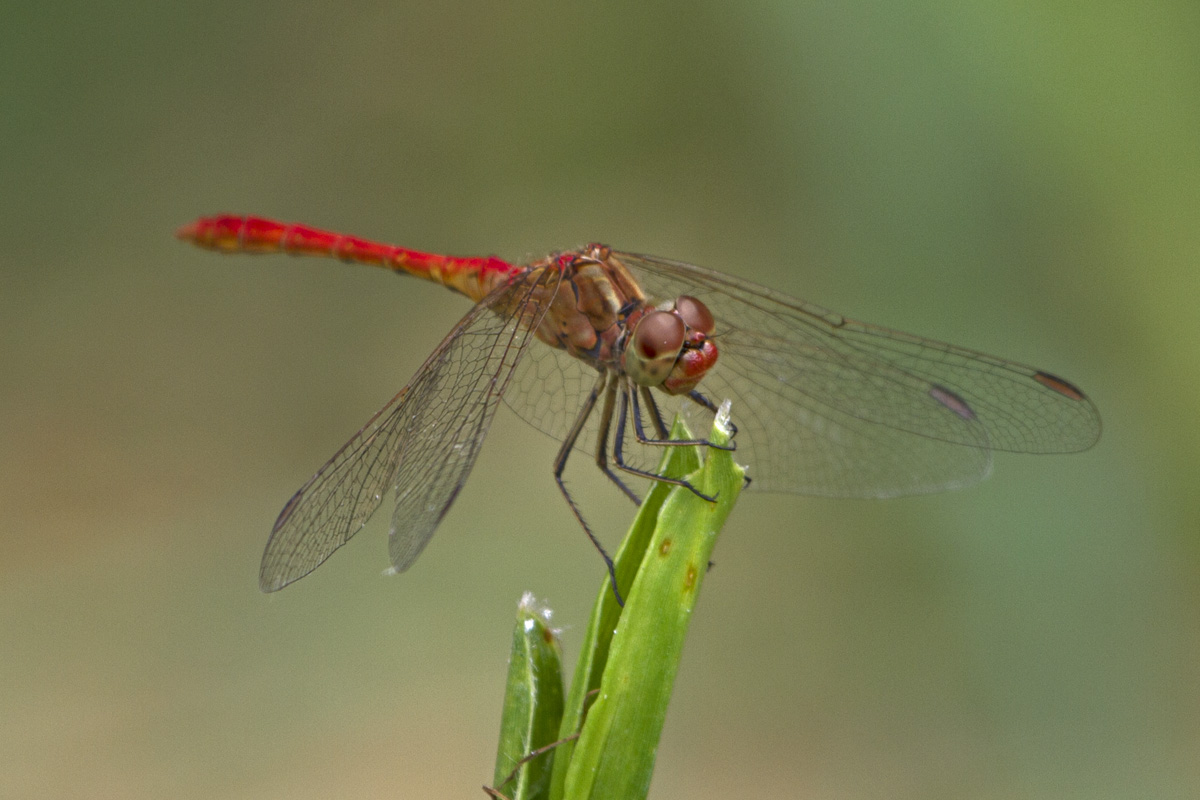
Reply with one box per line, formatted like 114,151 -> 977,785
178,215 -> 1101,593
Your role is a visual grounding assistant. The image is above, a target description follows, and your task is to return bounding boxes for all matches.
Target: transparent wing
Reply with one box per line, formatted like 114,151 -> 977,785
505,344 -> 700,477
604,250 -> 1101,497
504,340 -> 602,452
259,268 -> 560,591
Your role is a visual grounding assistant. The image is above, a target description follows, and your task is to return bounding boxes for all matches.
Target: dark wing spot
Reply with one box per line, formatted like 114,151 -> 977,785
1034,371 -> 1086,401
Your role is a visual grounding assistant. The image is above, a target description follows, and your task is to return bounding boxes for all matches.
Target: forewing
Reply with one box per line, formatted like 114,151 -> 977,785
613,251 -> 1100,497
259,268 -> 559,591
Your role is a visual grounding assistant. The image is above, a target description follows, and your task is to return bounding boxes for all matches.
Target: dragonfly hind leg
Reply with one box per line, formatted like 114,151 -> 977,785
553,371 -> 625,605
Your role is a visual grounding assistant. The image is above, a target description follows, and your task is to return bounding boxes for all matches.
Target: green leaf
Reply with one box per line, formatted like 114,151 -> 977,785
491,593 -> 565,800
547,418 -> 701,800
553,404 -> 744,800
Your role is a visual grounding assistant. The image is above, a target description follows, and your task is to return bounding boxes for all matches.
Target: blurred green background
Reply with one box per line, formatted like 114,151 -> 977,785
3,2 -> 1196,797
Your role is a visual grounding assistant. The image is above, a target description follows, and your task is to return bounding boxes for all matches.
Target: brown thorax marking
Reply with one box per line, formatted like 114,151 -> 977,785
529,246 -> 649,370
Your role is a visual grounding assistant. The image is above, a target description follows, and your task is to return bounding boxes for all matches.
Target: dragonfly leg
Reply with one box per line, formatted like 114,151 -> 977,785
641,385 -> 670,439
682,389 -> 750,487
687,389 -> 738,438
628,386 -> 734,452
554,370 -> 624,605
613,383 -> 718,503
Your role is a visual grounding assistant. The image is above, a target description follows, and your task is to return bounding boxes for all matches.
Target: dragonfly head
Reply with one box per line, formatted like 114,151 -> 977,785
623,295 -> 719,395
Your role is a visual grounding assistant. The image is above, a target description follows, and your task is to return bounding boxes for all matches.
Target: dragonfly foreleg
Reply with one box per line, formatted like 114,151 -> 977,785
683,389 -> 750,487
628,385 -> 734,452
613,382 -> 718,503
686,388 -> 738,438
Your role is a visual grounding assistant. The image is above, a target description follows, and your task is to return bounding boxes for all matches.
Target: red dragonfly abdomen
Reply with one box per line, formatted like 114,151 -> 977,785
176,215 -> 523,304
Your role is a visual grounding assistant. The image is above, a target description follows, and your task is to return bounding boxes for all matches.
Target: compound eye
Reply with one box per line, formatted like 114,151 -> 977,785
674,295 -> 714,335
633,311 -> 686,360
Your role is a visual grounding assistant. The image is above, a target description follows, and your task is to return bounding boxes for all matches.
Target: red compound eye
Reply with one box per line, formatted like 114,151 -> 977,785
674,295 -> 714,335
625,310 -> 687,387
633,311 -> 685,359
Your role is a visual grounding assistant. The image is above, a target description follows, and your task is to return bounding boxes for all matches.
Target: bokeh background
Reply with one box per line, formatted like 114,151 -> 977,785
3,2 -> 1197,798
